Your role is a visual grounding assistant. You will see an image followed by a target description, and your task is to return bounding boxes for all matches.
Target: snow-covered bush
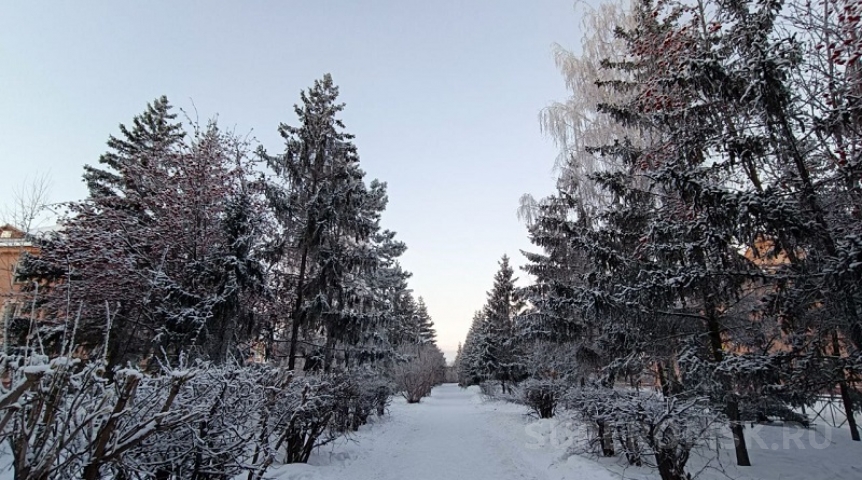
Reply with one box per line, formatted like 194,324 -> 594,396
565,387 -> 723,480
478,381 -> 498,397
563,387 -> 618,458
329,370 -> 392,434
356,373 -> 392,421
519,341 -> 592,384
392,345 -> 446,403
259,371 -> 392,465
520,379 -> 566,418
127,364 -> 291,479
0,354 -> 198,480
271,379 -> 337,464
0,353 -> 397,478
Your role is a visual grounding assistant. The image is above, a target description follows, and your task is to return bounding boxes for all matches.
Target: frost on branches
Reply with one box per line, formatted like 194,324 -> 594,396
458,0 -> 862,478
4,75 -> 448,477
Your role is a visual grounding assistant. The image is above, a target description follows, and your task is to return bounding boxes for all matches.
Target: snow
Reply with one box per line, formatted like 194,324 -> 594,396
266,384 -> 619,480
526,416 -> 862,480
0,382 -> 855,479
265,384 -> 862,480
20,364 -> 52,375
168,368 -> 193,379
114,367 -> 143,380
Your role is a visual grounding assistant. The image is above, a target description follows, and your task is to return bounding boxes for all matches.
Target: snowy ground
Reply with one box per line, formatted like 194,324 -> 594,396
269,384 -> 862,480
269,383 -> 616,480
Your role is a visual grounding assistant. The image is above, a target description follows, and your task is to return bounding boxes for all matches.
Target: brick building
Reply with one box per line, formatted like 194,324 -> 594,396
0,224 -> 40,323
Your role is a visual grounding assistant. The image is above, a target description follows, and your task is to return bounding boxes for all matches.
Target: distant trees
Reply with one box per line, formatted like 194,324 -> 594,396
456,255 -> 525,391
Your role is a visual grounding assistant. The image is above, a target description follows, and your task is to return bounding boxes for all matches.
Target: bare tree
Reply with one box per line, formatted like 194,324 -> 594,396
1,173 -> 53,233
1,174 -> 53,354
392,345 -> 446,403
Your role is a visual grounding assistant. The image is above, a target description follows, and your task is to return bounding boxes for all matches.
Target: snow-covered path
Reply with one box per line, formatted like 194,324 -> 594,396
268,384 -> 862,480
330,384 -> 544,480
272,384 -> 617,480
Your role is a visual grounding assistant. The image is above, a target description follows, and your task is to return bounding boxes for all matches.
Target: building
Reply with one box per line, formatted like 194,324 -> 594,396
0,224 -> 40,322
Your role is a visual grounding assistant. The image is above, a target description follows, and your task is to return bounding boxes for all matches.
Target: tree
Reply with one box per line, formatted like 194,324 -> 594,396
520,0 -> 639,227
414,297 -> 436,345
471,255 -> 525,392
1,174 -> 53,353
261,74 -> 364,370
261,74 -> 412,371
1,173 -> 53,234
393,344 -> 447,403
515,0 -> 862,471
21,99 -> 264,367
457,310 -> 485,386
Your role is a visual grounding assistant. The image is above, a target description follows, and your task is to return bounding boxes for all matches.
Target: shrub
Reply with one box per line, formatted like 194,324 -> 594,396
521,379 -> 565,418
0,355 -> 200,480
478,381 -> 498,397
330,371 -> 392,434
392,345 -> 446,403
565,387 -> 723,480
131,364 -> 291,479
0,354 -> 394,479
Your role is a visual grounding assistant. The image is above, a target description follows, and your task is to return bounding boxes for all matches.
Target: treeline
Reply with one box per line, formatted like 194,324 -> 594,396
2,75 -> 446,478
458,0 -> 862,479
16,74 -> 439,372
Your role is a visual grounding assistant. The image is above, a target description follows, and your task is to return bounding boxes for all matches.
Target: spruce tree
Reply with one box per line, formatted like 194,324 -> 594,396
415,297 -> 437,345
261,74 -> 359,370
457,310 -> 486,386
82,96 -> 185,204
262,75 -> 407,371
473,255 -> 525,391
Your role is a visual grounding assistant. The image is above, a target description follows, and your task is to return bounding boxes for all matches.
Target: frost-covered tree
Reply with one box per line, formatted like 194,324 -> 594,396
392,343 -> 446,403
456,310 -> 485,386
260,74 -> 358,370
260,75 -> 415,371
520,0 -> 640,226
467,255 -> 526,392
21,99 -> 264,368
414,297 -> 437,345
513,0 -> 862,469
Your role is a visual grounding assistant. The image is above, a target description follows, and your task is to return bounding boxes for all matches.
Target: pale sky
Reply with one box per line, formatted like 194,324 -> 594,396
0,1 -> 585,362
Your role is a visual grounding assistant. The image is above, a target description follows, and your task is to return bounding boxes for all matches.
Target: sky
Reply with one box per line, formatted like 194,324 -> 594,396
0,1 -> 586,362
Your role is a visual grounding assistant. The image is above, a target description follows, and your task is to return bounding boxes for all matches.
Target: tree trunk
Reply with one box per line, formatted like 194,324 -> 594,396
287,248 -> 309,371
727,398 -> 751,466
657,362 -> 670,397
655,449 -> 685,480
833,331 -> 860,441
322,332 -> 336,373
704,297 -> 751,466
838,380 -> 859,441
597,421 -> 615,456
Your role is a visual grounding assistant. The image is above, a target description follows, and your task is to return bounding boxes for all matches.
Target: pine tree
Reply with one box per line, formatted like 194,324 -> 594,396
415,297 -> 437,345
261,74 -> 359,370
261,75 -> 410,371
472,255 -> 525,392
82,96 -> 185,204
457,310 -> 485,386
